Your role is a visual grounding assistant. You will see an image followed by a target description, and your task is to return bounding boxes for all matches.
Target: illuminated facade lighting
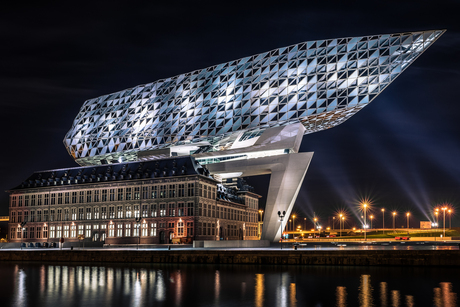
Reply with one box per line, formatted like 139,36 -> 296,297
59,30 -> 444,242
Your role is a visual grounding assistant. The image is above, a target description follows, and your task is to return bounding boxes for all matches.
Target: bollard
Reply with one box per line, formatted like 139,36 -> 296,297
168,246 -> 171,251
294,245 -> 297,250
71,246 -> 73,251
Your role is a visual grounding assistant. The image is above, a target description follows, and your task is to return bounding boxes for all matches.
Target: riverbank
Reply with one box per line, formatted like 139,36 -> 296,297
1,249 -> 460,266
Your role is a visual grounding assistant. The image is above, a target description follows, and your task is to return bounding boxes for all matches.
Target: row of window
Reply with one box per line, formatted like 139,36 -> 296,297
9,183 -> 205,207
10,222 -> 195,239
10,203 -> 258,222
10,202 -> 194,222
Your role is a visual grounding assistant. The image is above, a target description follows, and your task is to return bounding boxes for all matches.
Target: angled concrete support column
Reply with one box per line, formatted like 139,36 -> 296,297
206,152 -> 313,242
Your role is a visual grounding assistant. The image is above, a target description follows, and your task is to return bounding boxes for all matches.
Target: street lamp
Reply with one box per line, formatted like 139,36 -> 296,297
381,208 -> 385,235
19,221 -> 27,250
392,211 -> 397,232
313,217 -> 318,236
292,215 -> 296,233
362,203 -> 368,241
442,207 -> 447,237
278,211 -> 286,249
448,209 -> 452,228
406,212 -> 410,229
370,215 -> 374,229
435,208 -> 439,228
135,216 -> 141,250
288,219 -> 292,231
304,217 -> 306,230
341,216 -> 345,237
339,214 -> 343,237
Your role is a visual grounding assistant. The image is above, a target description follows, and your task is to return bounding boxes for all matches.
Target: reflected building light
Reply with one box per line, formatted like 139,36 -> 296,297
156,270 -> 165,302
255,274 -> 265,307
115,268 -> 122,296
380,282 -> 387,307
83,266 -> 91,300
76,266 -> 83,289
12,267 -> 27,307
392,290 -> 401,307
131,274 -> 142,307
99,267 -> 106,287
242,282 -> 246,299
289,283 -> 297,307
123,268 -> 131,296
358,275 -> 374,307
68,266 -> 75,303
440,282 -> 456,307
107,267 -> 114,305
336,286 -> 347,307
139,268 -> 148,306
405,295 -> 415,307
174,270 -> 183,307
214,270 -> 220,304
62,266 -> 68,295
47,266 -> 54,292
40,265 -> 45,295
277,272 -> 289,307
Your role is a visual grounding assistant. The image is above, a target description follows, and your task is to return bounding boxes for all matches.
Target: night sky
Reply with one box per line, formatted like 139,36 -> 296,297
1,1 -> 459,228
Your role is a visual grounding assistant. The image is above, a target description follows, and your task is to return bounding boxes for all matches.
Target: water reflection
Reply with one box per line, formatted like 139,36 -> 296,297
359,274 -> 374,307
379,282 -> 387,307
434,282 -> 457,307
255,274 -> 264,307
405,295 -> 414,307
336,286 -> 347,307
12,267 -> 27,307
2,264 -> 459,307
289,283 -> 296,307
391,290 -> 400,307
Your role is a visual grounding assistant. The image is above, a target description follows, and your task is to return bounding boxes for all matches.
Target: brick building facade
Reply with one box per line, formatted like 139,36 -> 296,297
7,157 -> 260,245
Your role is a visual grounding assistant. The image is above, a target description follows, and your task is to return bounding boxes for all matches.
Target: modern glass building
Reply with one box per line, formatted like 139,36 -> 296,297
64,30 -> 444,167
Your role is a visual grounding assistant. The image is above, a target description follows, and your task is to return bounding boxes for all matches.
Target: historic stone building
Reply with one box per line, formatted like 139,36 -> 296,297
7,157 -> 259,245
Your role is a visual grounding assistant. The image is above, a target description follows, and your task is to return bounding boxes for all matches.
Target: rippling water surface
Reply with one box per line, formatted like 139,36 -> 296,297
0,262 -> 458,306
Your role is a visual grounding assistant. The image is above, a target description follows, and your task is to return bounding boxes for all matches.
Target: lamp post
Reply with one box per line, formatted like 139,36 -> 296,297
19,221 -> 27,250
442,207 -> 447,237
278,211 -> 286,249
370,215 -> 374,230
135,216 -> 141,250
392,211 -> 396,232
435,209 -> 439,228
304,217 -> 306,231
258,210 -> 264,240
363,203 -> 367,241
313,217 -> 318,237
406,212 -> 410,229
292,215 -> 296,233
341,216 -> 345,237
448,209 -> 452,228
339,214 -> 343,237
381,208 -> 385,235
288,219 -> 292,232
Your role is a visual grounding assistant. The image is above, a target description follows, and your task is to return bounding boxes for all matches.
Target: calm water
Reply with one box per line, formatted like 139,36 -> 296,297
0,262 -> 458,307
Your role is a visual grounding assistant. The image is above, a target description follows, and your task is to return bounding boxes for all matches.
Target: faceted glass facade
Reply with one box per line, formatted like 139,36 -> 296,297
64,30 -> 444,166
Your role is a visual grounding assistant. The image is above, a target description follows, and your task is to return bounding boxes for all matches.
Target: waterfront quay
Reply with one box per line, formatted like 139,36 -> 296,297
1,241 -> 459,266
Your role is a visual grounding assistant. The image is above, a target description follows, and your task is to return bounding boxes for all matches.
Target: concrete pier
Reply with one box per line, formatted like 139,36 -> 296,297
1,249 -> 459,266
